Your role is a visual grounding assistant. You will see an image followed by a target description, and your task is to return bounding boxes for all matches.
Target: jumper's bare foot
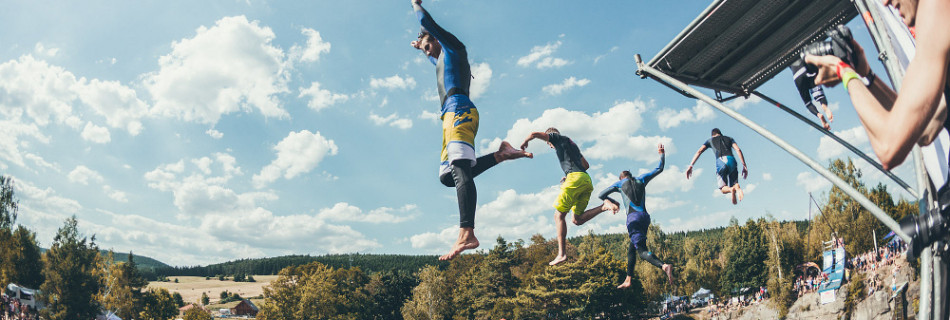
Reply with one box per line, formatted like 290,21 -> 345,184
617,276 -> 633,289
439,229 -> 479,261
735,185 -> 744,202
548,254 -> 568,266
818,114 -> 831,130
439,239 -> 479,261
496,141 -> 532,162
662,264 -> 674,286
731,189 -> 738,205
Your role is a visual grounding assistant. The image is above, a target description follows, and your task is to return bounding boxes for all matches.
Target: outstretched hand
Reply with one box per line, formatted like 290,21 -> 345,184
742,166 -> 748,179
657,143 -> 665,154
685,166 -> 693,179
520,140 -> 530,151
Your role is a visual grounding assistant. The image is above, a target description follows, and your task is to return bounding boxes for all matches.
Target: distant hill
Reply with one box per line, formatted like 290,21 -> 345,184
39,248 -> 171,270
153,253 -> 441,278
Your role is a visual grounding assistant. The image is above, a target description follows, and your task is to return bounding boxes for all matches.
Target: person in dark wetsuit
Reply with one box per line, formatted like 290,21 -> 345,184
521,128 -> 611,266
686,128 -> 749,205
599,143 -> 674,289
790,60 -> 835,130
409,0 -> 532,261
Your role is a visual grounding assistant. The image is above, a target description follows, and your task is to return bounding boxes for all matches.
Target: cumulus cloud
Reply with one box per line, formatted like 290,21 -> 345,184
370,75 -> 416,90
103,185 -> 129,203
253,130 -> 338,188
145,15 -> 290,125
316,203 -> 418,224
542,77 -> 590,95
206,128 -> 224,139
67,165 -> 104,185
33,42 -> 59,57
796,171 -> 832,194
80,122 -> 111,144
818,126 -> 869,160
484,100 -> 674,162
419,110 -> 440,123
369,112 -> 413,130
290,28 -> 331,63
0,120 -> 48,169
299,82 -> 348,111
657,100 -> 716,130
469,62 -> 492,99
517,41 -> 570,69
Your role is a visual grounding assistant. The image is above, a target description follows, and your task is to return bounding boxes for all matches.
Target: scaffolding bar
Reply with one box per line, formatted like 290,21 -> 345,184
752,91 -> 918,199
635,54 -> 911,243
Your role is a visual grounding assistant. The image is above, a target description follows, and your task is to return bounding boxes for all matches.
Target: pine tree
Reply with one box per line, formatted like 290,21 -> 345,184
103,252 -> 149,319
40,216 -> 104,320
401,266 -> 452,320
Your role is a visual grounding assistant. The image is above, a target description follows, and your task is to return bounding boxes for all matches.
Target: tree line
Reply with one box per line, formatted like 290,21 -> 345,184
148,253 -> 440,279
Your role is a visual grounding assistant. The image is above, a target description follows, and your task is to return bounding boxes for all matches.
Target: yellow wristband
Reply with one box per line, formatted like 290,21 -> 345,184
841,69 -> 861,92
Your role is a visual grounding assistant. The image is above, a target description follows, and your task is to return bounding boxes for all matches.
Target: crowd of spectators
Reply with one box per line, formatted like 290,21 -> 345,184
851,239 -> 906,296
706,286 -> 768,319
1,294 -> 38,320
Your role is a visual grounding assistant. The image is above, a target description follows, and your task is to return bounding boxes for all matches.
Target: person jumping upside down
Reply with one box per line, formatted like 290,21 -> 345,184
599,143 -> 674,289
409,0 -> 532,261
686,128 -> 749,204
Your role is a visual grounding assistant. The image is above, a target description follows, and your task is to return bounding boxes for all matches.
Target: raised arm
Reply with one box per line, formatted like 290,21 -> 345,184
520,132 -> 550,150
640,145 -> 666,184
411,0 -> 465,52
732,142 -> 748,179
686,144 -> 707,179
598,181 -> 622,206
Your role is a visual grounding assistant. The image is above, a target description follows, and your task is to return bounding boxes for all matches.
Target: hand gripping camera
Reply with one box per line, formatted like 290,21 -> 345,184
791,25 -> 858,110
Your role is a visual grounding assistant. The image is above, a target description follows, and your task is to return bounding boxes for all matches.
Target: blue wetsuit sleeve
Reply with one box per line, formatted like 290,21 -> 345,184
639,154 -> 665,184
415,7 -> 465,52
598,181 -> 622,203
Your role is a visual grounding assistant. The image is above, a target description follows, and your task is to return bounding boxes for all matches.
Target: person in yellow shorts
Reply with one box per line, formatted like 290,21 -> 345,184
522,128 -> 612,265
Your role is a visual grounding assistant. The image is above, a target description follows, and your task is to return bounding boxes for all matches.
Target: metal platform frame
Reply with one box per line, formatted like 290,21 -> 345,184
634,0 -> 945,318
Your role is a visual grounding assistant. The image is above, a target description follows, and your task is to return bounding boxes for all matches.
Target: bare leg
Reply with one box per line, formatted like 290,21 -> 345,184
822,103 -> 834,123
818,113 -> 831,130
663,263 -> 674,286
549,210 -> 569,266
734,183 -> 744,202
439,227 -> 480,261
572,206 -> 605,226
494,141 -> 532,162
720,186 -> 737,205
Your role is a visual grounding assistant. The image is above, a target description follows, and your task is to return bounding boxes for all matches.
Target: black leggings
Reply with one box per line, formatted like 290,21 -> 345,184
439,154 -> 498,228
627,241 -> 664,276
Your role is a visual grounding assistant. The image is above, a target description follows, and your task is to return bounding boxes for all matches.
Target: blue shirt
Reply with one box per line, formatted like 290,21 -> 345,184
415,7 -> 471,113
598,154 -> 664,214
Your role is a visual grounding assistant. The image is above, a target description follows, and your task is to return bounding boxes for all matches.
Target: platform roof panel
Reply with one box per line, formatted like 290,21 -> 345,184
647,0 -> 857,95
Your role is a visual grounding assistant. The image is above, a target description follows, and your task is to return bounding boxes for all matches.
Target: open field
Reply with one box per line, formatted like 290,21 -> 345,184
148,275 -> 278,305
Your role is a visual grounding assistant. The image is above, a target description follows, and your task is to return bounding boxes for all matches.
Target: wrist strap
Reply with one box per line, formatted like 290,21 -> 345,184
835,61 -> 853,79
842,69 -> 861,92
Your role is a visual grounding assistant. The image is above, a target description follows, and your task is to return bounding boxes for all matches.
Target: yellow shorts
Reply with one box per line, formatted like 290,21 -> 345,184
553,172 -> 593,215
439,104 -> 479,176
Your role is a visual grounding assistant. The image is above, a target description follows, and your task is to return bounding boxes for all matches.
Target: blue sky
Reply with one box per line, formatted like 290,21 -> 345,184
0,0 -> 917,266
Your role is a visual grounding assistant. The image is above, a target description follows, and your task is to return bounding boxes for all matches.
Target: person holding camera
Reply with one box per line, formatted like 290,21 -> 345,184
804,0 -> 949,172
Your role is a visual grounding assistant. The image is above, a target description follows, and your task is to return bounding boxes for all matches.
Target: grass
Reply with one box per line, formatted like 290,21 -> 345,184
148,275 -> 278,306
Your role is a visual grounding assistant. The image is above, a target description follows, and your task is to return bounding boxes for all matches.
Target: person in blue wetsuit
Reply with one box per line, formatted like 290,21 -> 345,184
686,128 -> 749,205
599,143 -> 674,289
410,0 -> 531,261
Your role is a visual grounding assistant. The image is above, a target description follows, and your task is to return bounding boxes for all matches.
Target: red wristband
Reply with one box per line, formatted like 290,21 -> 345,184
835,61 -> 853,79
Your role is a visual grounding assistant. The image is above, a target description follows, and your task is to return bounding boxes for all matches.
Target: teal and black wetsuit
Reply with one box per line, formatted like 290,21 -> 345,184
598,154 -> 666,276
415,4 -> 496,230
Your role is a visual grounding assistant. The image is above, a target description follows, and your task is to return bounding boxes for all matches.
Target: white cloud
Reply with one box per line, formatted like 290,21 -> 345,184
517,41 -> 571,69
290,28 -> 331,63
316,203 -> 418,224
67,165 -> 104,185
763,173 -> 773,181
370,75 -> 416,90
80,122 -> 111,144
145,16 -> 290,125
469,62 -> 492,99
0,120 -> 48,169
594,46 -> 619,64
206,128 -> 224,139
34,42 -> 59,57
299,81 -> 348,111
542,77 -> 590,95
103,185 -> 129,203
485,100 -> 675,162
369,112 -> 413,130
657,100 -> 716,130
76,79 -> 149,135
725,95 -> 762,111
419,110 -> 440,123
818,126 -> 869,160
796,171 -> 832,194
253,130 -> 338,188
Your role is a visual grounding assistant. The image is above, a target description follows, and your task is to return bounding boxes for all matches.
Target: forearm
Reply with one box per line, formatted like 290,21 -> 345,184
734,148 -> 746,167
688,151 -> 702,167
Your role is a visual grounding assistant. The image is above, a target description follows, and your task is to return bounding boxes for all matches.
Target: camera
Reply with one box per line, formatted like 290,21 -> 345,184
790,25 -> 857,113
900,204 -> 950,260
